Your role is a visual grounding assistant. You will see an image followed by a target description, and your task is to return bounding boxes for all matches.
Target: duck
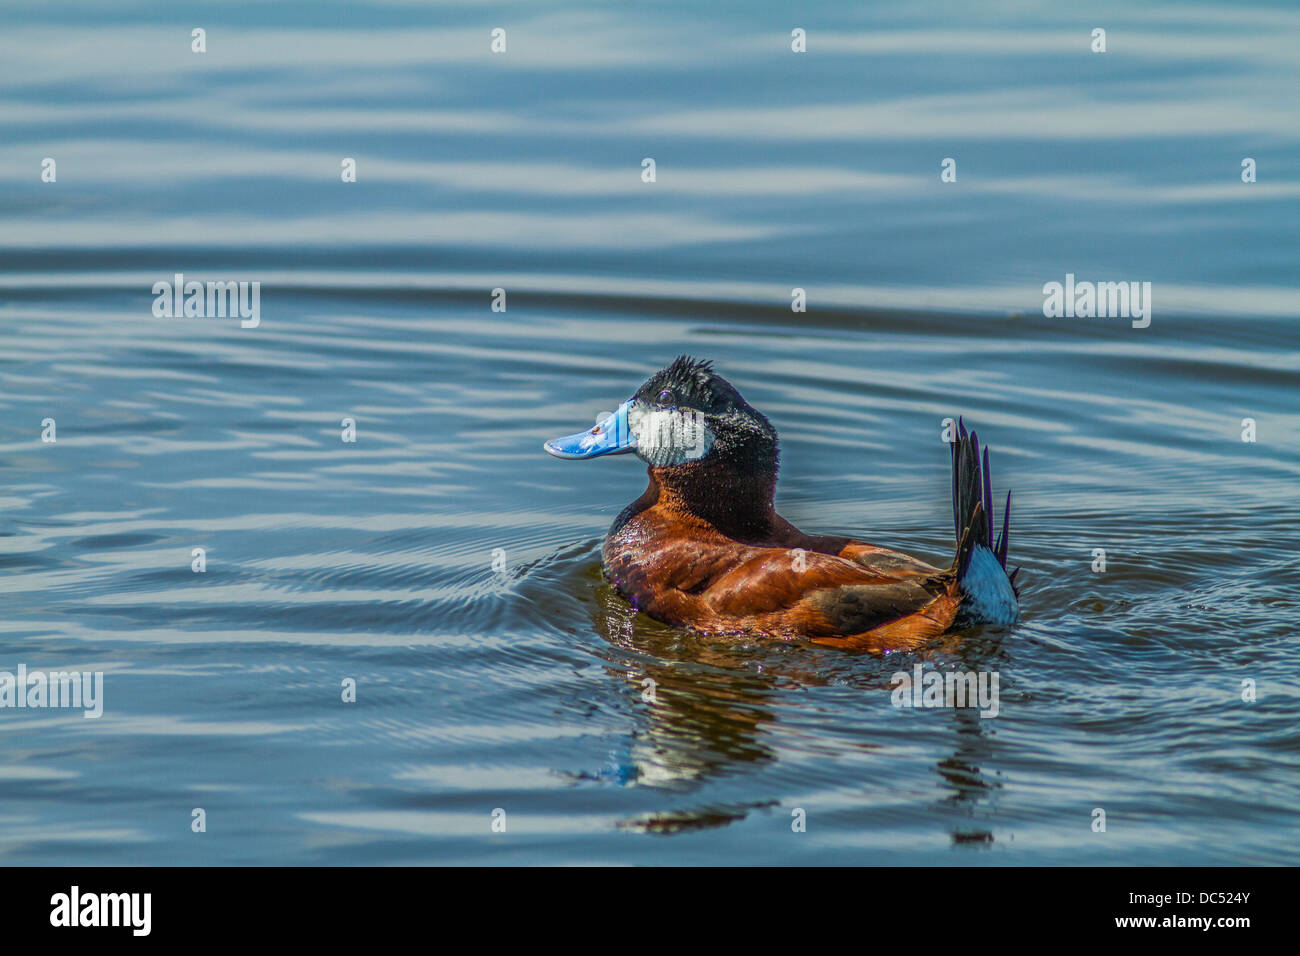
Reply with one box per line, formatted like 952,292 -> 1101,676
544,356 -> 1019,652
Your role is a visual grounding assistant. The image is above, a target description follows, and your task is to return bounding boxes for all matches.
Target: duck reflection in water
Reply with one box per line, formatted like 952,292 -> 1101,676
587,573 -> 1010,841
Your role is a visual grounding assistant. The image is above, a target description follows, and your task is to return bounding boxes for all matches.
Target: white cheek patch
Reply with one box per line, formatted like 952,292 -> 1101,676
628,404 -> 715,466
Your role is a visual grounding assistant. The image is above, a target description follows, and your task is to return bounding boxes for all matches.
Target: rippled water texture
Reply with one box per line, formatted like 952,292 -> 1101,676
0,0 -> 1297,864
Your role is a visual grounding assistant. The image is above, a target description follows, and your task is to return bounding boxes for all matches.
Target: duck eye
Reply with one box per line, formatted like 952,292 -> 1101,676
657,389 -> 675,406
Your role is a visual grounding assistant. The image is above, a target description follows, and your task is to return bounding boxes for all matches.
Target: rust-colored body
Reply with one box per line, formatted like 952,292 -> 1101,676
603,464 -> 961,652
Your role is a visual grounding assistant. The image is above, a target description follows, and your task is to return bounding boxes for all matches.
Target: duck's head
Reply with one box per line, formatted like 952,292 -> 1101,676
545,355 -> 778,480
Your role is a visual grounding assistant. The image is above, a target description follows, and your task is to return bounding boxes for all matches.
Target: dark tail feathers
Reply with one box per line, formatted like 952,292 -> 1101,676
950,418 -> 1018,594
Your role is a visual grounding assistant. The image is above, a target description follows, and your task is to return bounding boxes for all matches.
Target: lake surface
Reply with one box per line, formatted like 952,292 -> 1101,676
0,0 -> 1297,865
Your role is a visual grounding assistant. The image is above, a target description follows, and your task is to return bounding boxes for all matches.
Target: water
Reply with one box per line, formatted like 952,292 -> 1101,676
1,0 -> 1297,864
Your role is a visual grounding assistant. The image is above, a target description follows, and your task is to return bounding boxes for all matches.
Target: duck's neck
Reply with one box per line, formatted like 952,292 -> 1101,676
647,457 -> 778,541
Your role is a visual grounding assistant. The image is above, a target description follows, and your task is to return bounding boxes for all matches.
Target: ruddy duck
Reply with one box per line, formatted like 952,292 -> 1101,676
544,356 -> 1019,652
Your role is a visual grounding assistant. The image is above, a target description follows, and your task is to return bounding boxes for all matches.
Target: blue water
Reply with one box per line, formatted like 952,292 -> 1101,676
0,0 -> 1297,864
